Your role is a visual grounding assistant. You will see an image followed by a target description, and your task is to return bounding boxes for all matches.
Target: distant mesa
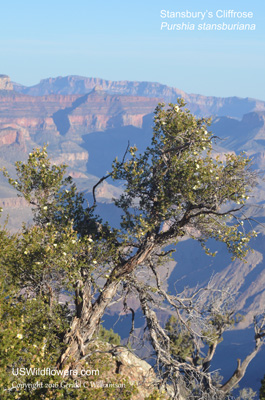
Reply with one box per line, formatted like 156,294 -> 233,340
9,74 -> 265,119
0,75 -> 13,91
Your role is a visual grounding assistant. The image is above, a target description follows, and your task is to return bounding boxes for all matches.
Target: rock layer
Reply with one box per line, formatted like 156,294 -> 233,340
14,75 -> 265,119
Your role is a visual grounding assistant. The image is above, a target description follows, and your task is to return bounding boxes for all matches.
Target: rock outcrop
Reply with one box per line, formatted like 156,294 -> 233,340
0,125 -> 29,150
0,75 -> 13,91
84,341 -> 176,400
0,196 -> 29,209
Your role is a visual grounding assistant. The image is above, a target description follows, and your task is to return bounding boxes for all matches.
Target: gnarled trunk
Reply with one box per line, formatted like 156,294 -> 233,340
57,241 -> 155,370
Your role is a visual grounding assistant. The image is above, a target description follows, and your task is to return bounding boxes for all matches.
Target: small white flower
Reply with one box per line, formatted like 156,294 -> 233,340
72,240 -> 76,244
53,243 -> 57,247
93,260 -> 97,264
16,334 -> 23,340
88,238 -> 93,243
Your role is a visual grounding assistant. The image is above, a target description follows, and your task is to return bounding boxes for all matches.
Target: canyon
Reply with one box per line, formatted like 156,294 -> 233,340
1,73 -> 265,391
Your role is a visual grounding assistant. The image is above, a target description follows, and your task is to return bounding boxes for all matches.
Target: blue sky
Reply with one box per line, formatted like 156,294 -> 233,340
0,0 -> 264,100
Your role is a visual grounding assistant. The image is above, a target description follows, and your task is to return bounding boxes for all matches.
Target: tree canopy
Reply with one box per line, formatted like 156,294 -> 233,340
0,99 -> 264,400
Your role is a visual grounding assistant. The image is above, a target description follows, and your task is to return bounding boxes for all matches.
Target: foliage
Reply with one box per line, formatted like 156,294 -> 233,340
0,282 -> 135,400
144,390 -> 167,400
0,99 -> 261,399
112,100 -> 256,259
2,146 -> 82,228
0,212 -> 134,399
97,325 -> 121,345
165,316 -> 194,361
